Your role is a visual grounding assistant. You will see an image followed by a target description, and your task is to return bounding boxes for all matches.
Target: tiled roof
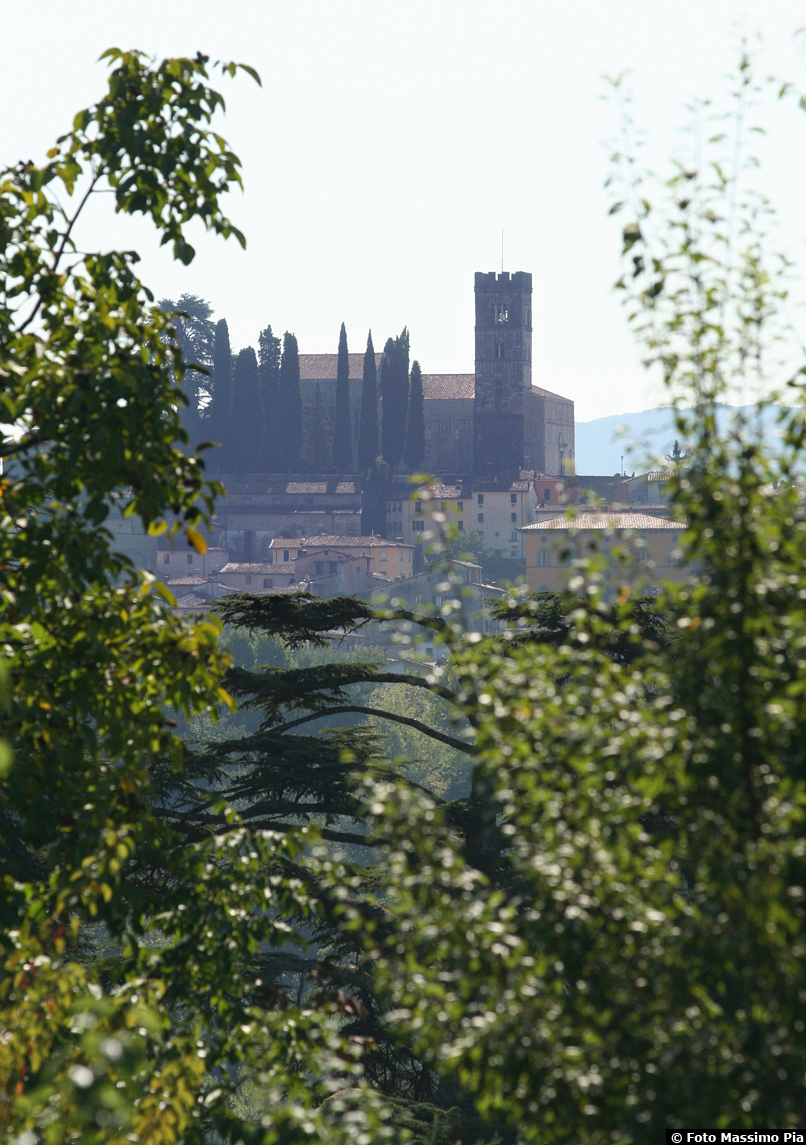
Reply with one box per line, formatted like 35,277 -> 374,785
283,481 -> 358,494
298,353 -> 383,381
219,562 -> 276,574
422,374 -> 475,400
165,575 -> 206,586
255,583 -> 308,596
530,385 -> 574,403
418,484 -> 463,499
298,534 -> 413,549
522,512 -> 686,531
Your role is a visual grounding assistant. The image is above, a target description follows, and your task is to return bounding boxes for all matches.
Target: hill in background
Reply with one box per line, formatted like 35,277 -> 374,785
575,404 -> 788,475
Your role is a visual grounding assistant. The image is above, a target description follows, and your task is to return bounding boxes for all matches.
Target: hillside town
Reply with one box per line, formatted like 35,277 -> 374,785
111,270 -> 685,630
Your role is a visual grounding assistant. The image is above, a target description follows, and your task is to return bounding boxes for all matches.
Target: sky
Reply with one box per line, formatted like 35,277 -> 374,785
3,1 -> 806,420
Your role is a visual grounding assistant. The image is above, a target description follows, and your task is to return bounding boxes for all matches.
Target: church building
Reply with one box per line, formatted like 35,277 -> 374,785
298,270 -> 574,478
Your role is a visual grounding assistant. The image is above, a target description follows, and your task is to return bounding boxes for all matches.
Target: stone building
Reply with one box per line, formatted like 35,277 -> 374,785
294,270 -> 575,479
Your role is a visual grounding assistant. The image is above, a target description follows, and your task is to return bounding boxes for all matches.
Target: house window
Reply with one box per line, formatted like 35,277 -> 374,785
543,488 -> 550,500
477,494 -> 484,505
413,520 -> 425,531
457,501 -> 463,511
264,578 -> 272,588
537,548 -> 551,567
511,512 -> 517,523
329,561 -> 337,574
283,549 -> 290,563
511,494 -> 517,504
163,553 -> 169,565
668,548 -> 682,567
637,547 -> 650,565
315,562 -> 325,575
379,551 -> 387,561
511,531 -> 517,541
478,513 -> 484,523
458,521 -> 464,531
415,501 -> 422,513
187,553 -> 193,565
245,575 -> 252,584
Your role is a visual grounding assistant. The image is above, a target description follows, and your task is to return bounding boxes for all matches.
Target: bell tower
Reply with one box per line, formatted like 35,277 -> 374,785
473,270 -> 532,476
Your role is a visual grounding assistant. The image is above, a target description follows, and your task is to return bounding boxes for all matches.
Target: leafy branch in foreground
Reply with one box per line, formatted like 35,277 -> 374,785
0,50 -> 394,1144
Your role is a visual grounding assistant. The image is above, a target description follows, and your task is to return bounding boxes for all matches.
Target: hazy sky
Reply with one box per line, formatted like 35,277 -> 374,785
3,2 -> 806,419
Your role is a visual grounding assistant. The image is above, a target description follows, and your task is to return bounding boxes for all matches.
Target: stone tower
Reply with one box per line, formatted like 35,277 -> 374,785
473,270 -> 533,476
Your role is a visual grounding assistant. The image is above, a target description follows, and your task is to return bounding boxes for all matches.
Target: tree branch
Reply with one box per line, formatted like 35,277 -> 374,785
267,705 -> 476,755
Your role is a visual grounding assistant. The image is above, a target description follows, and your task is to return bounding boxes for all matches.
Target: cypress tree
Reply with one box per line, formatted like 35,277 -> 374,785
209,318 -> 232,469
357,330 -> 379,472
404,359 -> 426,471
331,323 -> 352,473
280,331 -> 303,473
229,346 -> 261,473
258,324 -> 282,471
380,327 -> 410,469
305,382 -> 326,471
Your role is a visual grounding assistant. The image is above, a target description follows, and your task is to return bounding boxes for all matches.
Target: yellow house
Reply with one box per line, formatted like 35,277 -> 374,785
521,512 -> 688,599
387,484 -> 467,545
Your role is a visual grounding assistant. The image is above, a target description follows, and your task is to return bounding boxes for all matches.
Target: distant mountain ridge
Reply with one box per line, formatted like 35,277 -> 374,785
575,404 -> 787,475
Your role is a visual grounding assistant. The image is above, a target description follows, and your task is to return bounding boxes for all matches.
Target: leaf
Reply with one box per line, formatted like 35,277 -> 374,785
185,527 -> 207,554
147,520 -> 168,536
0,739 -> 13,779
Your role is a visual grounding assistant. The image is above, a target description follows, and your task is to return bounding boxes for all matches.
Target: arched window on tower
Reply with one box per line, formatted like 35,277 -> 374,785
495,342 -> 504,360
537,547 -> 551,567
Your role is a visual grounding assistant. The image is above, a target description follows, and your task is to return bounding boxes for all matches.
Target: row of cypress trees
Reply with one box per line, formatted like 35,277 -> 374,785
166,294 -> 426,475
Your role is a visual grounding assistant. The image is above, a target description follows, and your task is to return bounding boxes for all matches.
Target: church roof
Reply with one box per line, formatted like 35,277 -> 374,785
299,353 -> 382,380
421,374 -> 475,400
521,513 -> 685,531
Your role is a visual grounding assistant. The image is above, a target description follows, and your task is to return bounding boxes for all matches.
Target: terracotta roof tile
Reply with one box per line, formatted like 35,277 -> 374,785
421,374 -> 475,400
298,353 -> 382,380
297,534 -> 413,548
220,562 -> 277,574
521,512 -> 685,531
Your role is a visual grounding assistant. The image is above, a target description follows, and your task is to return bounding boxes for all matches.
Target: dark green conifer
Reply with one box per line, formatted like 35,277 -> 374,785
305,382 -> 326,470
280,332 -> 303,472
332,323 -> 353,473
258,324 -> 282,471
229,346 -> 261,473
380,328 -> 410,469
209,317 -> 232,469
404,359 -> 426,471
357,331 -> 379,472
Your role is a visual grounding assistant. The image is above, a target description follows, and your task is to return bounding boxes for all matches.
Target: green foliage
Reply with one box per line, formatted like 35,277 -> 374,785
332,322 -> 353,472
328,50 -> 806,1142
229,344 -> 261,473
280,330 -> 303,472
208,315 -> 233,467
258,322 -> 282,471
0,50 -> 394,1144
381,328 -> 410,469
159,293 -> 216,449
357,330 -> 379,472
403,359 -> 425,471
